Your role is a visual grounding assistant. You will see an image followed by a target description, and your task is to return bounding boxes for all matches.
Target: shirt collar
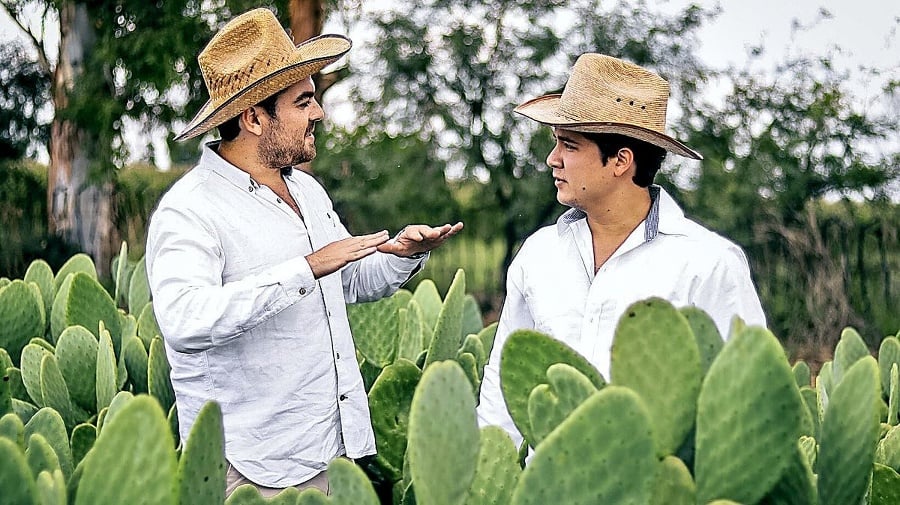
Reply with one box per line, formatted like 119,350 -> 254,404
556,185 -> 689,241
199,141 -> 295,190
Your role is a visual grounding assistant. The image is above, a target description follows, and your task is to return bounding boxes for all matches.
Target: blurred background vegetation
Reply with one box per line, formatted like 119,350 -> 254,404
0,0 -> 897,365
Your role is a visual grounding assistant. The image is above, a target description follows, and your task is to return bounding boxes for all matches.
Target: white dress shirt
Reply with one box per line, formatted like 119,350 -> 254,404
146,143 -> 425,487
476,186 -> 766,446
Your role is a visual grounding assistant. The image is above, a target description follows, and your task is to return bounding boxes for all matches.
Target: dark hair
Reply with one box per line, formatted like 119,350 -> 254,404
216,90 -> 283,141
583,133 -> 667,187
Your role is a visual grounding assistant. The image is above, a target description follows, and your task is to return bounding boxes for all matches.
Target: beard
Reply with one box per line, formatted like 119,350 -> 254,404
257,119 -> 317,169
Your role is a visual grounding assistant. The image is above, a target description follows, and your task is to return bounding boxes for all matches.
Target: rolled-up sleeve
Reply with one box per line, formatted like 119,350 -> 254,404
146,205 -> 317,353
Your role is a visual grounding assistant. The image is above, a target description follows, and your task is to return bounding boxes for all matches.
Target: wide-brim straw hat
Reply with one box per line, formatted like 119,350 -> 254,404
514,53 -> 702,160
174,8 -> 351,141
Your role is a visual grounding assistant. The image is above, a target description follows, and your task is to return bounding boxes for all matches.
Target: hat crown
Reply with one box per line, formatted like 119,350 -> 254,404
197,9 -> 296,106
558,53 -> 669,132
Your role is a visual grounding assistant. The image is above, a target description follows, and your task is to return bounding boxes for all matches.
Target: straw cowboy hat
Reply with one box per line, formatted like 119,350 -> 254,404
174,8 -> 351,141
514,53 -> 702,160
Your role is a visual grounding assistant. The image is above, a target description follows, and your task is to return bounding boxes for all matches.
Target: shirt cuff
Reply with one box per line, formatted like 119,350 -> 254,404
261,256 -> 318,299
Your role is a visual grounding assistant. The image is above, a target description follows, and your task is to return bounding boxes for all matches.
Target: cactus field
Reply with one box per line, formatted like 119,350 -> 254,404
1,247 -> 899,504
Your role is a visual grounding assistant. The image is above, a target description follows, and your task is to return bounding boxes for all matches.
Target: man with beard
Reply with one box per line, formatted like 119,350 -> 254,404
146,8 -> 462,497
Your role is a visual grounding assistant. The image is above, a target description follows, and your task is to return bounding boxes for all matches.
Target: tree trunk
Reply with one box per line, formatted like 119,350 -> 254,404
48,3 -> 117,277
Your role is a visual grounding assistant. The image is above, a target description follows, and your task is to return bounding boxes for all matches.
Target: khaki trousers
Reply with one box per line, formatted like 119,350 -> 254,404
225,463 -> 331,498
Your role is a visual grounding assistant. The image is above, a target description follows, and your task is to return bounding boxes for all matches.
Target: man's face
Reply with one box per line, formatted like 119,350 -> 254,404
546,128 -> 616,210
257,77 -> 324,169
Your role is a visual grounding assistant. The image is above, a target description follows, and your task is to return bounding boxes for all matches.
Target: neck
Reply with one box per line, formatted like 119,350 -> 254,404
217,140 -> 283,185
584,186 -> 652,239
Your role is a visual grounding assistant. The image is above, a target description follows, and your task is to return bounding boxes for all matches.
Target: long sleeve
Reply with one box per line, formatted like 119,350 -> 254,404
476,259 -> 533,448
146,204 -> 317,353
691,244 -> 767,340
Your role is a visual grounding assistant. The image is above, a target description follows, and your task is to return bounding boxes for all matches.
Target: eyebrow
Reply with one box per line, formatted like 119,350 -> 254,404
554,132 -> 581,144
293,92 -> 315,104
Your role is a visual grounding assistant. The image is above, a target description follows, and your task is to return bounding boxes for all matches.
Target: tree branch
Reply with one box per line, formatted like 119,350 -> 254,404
0,1 -> 53,77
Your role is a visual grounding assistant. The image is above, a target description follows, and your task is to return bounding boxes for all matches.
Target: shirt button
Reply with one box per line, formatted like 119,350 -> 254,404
339,394 -> 347,401
248,186 -> 254,192
336,352 -> 341,359
277,198 -> 282,203
299,287 -> 307,295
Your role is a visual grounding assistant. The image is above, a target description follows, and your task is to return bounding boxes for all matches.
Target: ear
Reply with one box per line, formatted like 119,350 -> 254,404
239,107 -> 264,137
612,147 -> 634,178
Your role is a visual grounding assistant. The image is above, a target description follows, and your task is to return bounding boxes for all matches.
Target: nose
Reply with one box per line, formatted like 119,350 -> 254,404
310,98 -> 325,121
546,143 -> 563,170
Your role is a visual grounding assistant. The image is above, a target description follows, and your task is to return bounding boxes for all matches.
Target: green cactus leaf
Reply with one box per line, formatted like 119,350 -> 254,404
0,437 -> 39,504
760,440 -> 816,505
679,306 -> 722,375
527,363 -> 598,447
397,301 -> 426,362
23,408 -> 73,480
411,279 -> 443,333
877,424 -> 900,471
70,423 -> 96,467
456,352 -> 480,394
30,337 -> 54,353
424,269 -> 466,368
19,344 -> 50,407
817,356 -> 880,505
879,337 -> 900,397
500,329 -> 605,447
39,353 -> 85,430
55,325 -> 99,413
611,298 -> 702,457
75,395 -> 177,505
167,403 -> 180,448
149,337 -> 175,414
35,468 -> 66,505
1,367 -> 11,417
476,323 -> 498,365
25,433 -> 61,479
326,457 -> 380,505
127,257 -> 151,316
890,364 -> 899,426
650,456 -> 695,505
798,435 -> 817,470
792,361 -> 812,388
113,242 -> 129,307
348,295 -> 399,368
0,412 -> 25,447
393,288 -> 413,309
51,273 -> 122,353
224,485 -> 266,504
461,295 -> 482,338
0,348 -> 11,370
5,367 -> 29,404
53,254 -> 97,292
511,386 -> 656,505
407,361 -> 479,505
872,463 -> 900,505
12,399 -> 38,424
798,386 -> 818,438
137,302 -> 162,349
123,336 -> 150,395
832,327 -> 870,387
459,335 -> 486,374
695,326 -> 804,505
103,391 -> 134,430
367,358 -> 421,481
0,280 -> 46,366
462,426 -> 520,505
24,260 -> 55,328
177,401 -> 226,505
95,328 -> 117,412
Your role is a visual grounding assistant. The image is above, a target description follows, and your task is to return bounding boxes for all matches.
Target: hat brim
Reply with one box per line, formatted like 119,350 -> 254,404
174,34 -> 351,142
514,94 -> 703,160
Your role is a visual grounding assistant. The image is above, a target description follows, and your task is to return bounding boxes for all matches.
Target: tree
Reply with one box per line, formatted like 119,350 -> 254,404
0,0 -> 289,275
321,0 -> 715,289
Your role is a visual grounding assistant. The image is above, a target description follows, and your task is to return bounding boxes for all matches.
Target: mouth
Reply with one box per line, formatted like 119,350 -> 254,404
554,177 -> 566,187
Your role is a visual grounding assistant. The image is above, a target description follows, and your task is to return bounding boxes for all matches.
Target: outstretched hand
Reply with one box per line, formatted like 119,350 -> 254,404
306,230 -> 390,279
377,222 -> 464,258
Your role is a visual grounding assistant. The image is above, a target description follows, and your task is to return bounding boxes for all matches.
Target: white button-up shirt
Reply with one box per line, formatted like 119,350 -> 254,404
146,143 -> 425,487
476,186 -> 766,446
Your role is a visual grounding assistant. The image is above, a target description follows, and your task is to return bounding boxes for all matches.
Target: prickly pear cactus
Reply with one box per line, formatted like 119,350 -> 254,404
817,356 -> 881,505
463,426 -> 520,505
397,301 -> 427,362
148,337 -> 175,413
53,254 -> 97,293
611,298 -> 702,457
95,328 -> 117,413
54,326 -> 99,414
679,306 -> 722,375
872,463 -> 900,505
511,386 -> 656,505
137,302 -> 162,349
832,327 -> 870,386
0,280 -> 46,366
0,437 -> 38,504
527,363 -> 598,446
411,279 -> 443,333
880,336 -> 900,397
407,360 -> 479,505
366,358 -> 421,481
127,256 -> 151,317
75,395 -> 177,505
177,401 -> 226,505
695,326 -> 804,504
23,259 -> 54,330
424,270 -> 467,367
51,272 -> 121,351
650,456 -> 695,505
347,294 -> 399,367
499,329 -> 605,447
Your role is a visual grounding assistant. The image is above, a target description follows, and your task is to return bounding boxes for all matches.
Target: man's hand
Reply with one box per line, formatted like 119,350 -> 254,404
306,230 -> 390,279
377,222 -> 464,258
